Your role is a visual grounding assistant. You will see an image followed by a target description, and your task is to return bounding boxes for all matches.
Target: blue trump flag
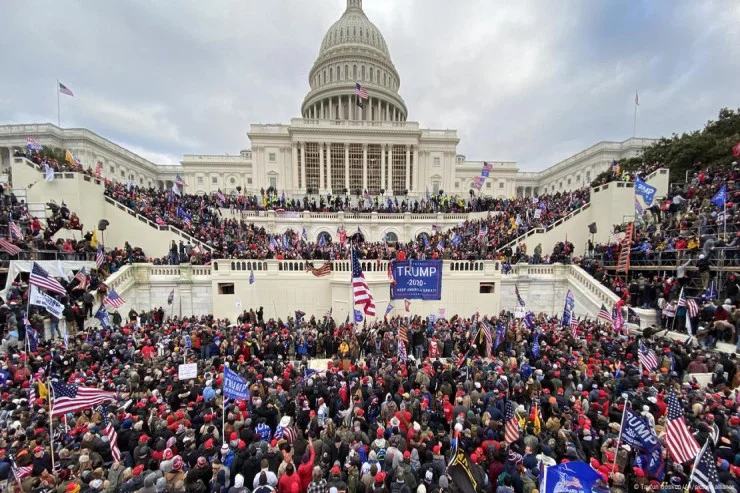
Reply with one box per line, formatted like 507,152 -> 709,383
634,178 -> 657,206
540,461 -> 603,493
712,184 -> 727,208
223,367 -> 250,400
354,309 -> 364,323
95,305 -> 111,329
620,406 -> 664,480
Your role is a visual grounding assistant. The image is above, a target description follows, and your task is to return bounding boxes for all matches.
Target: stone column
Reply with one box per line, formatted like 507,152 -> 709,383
377,98 -> 381,122
362,143 -> 368,192
344,143 -> 350,192
327,143 -> 332,193
339,96 -> 343,120
380,144 -> 386,193
320,100 -> 324,120
388,145 -> 393,193
412,146 -> 419,192
292,143 -> 298,192
319,142 -> 325,191
300,142 -> 306,192
405,145 -> 411,192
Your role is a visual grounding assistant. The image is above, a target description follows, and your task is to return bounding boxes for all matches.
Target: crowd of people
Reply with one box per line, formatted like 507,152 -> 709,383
0,297 -> 738,493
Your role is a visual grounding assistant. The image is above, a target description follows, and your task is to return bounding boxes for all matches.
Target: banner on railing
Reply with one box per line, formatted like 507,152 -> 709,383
390,260 -> 442,300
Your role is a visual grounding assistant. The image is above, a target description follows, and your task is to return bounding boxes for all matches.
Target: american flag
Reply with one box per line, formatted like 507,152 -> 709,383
26,137 -> 44,151
175,174 -> 187,187
306,262 -> 332,277
29,376 -> 36,403
678,288 -> 699,318
638,341 -> 658,371
690,440 -> 720,493
96,245 -> 105,267
216,190 -> 226,203
570,316 -> 579,338
30,262 -> 66,295
0,238 -> 21,255
10,457 -> 32,482
398,340 -> 407,363
478,225 -> 488,239
666,389 -> 700,464
50,381 -> 116,416
104,289 -> 126,308
398,326 -> 408,344
504,401 -> 519,444
482,322 -> 492,356
72,267 -> 89,291
9,221 -> 23,240
96,406 -> 121,462
58,82 -> 74,96
155,217 -> 166,226
351,249 -> 375,316
94,161 -> 102,177
355,82 -> 368,100
598,304 -> 613,324
514,285 -> 526,307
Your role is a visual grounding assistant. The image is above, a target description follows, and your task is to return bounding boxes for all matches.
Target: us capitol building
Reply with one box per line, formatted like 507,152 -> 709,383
0,0 -> 654,199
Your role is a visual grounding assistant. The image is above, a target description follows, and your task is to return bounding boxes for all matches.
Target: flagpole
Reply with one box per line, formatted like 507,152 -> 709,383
612,399 -> 629,473
48,379 -> 57,477
633,91 -> 638,137
56,80 -> 61,127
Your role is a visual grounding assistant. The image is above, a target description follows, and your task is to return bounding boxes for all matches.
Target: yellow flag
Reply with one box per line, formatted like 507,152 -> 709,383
90,230 -> 98,249
38,381 -> 48,401
65,150 -> 79,166
533,405 -> 541,435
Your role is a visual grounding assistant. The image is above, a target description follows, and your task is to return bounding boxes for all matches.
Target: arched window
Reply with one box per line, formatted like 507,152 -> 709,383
369,67 -> 373,81
383,231 -> 398,243
361,66 -> 365,80
353,65 -> 357,79
317,231 -> 332,245
337,65 -> 341,80
345,65 -> 349,80
329,68 -> 333,82
383,73 -> 386,86
323,70 -> 326,84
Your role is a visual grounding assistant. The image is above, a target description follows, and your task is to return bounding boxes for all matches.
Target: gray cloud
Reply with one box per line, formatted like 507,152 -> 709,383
1,0 -> 737,169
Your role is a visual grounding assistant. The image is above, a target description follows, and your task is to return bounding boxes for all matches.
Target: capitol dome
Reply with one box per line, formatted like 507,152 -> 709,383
301,0 -> 408,122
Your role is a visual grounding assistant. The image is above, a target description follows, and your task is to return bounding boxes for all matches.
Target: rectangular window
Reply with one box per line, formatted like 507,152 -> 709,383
455,181 -> 460,189
270,177 -> 277,189
305,142 -> 320,191
331,143 -> 345,191
247,178 -> 253,185
432,181 -> 440,194
109,166 -> 115,173
487,182 -> 492,188
433,157 -> 440,166
367,144 -> 382,194
269,153 -> 276,162
349,143 -> 363,192
197,176 -> 204,185
479,282 -> 495,294
392,145 -> 406,194
567,178 -> 572,185
212,176 -> 218,184
120,170 -> 125,177
499,182 -> 504,189
218,283 -> 235,295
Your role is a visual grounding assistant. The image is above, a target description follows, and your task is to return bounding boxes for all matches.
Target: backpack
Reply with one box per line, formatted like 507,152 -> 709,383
376,448 -> 386,466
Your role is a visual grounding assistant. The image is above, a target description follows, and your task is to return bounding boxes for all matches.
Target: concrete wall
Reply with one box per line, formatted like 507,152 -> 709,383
103,261 -> 658,328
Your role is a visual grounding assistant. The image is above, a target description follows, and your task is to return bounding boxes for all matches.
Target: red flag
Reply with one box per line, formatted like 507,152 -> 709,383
733,142 -> 740,158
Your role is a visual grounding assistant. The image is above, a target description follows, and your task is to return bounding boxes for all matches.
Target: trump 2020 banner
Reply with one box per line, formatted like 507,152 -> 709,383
390,260 -> 442,300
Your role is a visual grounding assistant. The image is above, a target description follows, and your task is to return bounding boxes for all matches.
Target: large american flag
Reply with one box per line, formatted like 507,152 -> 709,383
104,289 -> 126,308
96,245 -> 105,267
0,238 -> 21,255
482,322 -> 492,356
398,326 -> 408,344
569,316 -> 579,338
598,304 -> 613,324
638,341 -> 658,371
666,389 -> 700,464
58,82 -> 74,96
96,406 -> 121,462
678,289 -> 699,318
30,262 -> 66,295
690,440 -> 720,493
51,381 -> 116,416
355,82 -> 368,100
9,221 -> 23,240
504,401 -> 519,444
398,340 -> 407,363
175,174 -> 187,187
11,457 -> 32,482
351,249 -> 375,316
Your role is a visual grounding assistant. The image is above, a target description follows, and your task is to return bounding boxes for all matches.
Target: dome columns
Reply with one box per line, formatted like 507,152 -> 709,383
302,92 -> 406,122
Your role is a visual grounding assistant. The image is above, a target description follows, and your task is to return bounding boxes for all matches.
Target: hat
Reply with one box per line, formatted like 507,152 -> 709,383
403,450 -> 410,460
279,416 -> 291,428
197,457 -> 207,468
425,470 -> 434,482
376,428 -> 384,438
331,465 -> 341,475
65,483 -> 81,493
375,472 -> 386,483
133,464 -> 145,477
172,456 -> 184,471
221,444 -> 229,455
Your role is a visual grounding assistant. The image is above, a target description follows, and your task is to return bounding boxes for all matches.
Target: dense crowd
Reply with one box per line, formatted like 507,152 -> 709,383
103,181 -> 589,263
0,298 -> 738,493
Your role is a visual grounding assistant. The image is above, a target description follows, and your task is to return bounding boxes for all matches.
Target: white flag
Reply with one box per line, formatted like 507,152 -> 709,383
44,165 -> 55,182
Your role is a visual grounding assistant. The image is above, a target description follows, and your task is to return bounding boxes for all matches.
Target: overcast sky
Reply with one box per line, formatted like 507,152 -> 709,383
2,1 -> 738,170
